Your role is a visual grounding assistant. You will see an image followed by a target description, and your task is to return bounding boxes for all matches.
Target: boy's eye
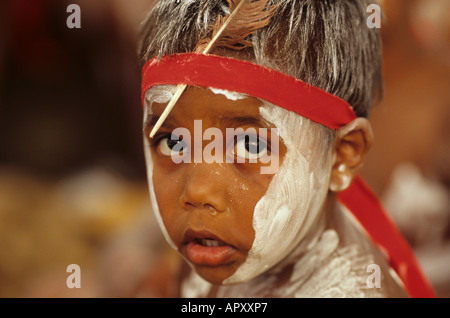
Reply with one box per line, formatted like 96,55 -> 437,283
157,136 -> 187,157
234,135 -> 268,160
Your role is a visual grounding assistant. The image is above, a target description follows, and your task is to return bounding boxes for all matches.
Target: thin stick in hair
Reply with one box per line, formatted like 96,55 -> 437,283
149,0 -> 277,138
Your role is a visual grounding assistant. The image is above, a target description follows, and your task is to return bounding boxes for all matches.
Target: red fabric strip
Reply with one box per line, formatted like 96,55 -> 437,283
141,53 -> 357,130
338,176 -> 436,298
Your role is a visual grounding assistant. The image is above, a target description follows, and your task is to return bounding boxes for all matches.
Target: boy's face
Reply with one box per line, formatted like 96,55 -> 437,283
143,86 -> 333,285
144,86 -> 286,284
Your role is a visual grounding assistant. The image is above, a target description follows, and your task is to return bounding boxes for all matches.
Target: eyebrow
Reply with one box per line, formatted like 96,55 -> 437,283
218,116 -> 270,129
144,115 -> 179,130
144,114 -> 270,133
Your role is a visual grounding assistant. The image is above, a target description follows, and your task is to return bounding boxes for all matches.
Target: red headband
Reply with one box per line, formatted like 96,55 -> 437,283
141,53 -> 435,298
141,53 -> 357,130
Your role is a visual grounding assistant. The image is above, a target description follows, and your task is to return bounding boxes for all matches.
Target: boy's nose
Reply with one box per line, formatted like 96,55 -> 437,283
179,162 -> 229,213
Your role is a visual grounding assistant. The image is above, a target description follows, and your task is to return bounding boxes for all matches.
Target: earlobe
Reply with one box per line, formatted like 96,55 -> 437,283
329,118 -> 373,192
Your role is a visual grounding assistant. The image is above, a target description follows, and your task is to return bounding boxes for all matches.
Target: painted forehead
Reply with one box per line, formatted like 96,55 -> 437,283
145,86 -> 264,123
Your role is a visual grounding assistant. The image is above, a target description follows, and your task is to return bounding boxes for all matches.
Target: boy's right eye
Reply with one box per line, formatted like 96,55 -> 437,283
157,136 -> 187,157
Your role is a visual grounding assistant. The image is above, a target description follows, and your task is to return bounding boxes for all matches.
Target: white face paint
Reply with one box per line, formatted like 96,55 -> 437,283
143,85 -> 178,250
143,85 -> 335,286
223,102 -> 335,284
208,87 -> 248,101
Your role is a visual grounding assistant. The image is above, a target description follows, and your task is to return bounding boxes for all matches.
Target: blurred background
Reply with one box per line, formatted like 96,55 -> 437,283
0,0 -> 449,297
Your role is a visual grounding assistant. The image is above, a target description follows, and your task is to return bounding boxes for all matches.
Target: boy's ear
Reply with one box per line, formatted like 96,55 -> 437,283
329,118 -> 373,192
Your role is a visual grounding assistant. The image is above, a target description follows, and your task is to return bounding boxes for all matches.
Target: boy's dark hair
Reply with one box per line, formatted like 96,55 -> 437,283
139,0 -> 383,118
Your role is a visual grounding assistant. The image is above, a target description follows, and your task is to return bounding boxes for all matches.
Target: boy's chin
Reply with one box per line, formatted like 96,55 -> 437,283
192,262 -> 243,286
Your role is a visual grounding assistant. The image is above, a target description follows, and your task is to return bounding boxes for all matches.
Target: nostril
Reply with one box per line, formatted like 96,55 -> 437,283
205,204 -> 218,216
182,201 -> 221,214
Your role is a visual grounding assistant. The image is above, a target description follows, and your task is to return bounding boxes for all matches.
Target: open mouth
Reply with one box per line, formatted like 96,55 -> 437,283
194,238 -> 226,247
183,230 -> 236,266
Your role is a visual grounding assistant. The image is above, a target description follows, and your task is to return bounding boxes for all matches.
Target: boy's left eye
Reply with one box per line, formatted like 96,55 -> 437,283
234,135 -> 268,160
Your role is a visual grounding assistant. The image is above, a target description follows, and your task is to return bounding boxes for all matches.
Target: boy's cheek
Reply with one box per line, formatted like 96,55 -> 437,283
152,166 -> 185,218
152,181 -> 186,247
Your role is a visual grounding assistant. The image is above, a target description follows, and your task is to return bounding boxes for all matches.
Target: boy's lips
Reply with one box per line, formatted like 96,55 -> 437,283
183,229 -> 236,266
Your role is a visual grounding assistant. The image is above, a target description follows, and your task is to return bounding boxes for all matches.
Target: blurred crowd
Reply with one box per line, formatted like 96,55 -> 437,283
361,0 -> 450,297
0,0 -> 449,297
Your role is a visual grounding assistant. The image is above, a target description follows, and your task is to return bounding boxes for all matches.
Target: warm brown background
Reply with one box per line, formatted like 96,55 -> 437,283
0,0 -> 449,297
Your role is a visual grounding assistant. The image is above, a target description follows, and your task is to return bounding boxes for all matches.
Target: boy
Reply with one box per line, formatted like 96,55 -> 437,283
138,0 -> 434,297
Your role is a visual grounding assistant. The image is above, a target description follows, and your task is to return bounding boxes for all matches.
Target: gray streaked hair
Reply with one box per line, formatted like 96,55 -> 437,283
138,0 -> 383,118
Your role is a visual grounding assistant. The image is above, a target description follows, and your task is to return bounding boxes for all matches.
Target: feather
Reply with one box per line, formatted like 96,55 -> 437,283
149,0 -> 277,138
196,0 -> 277,54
